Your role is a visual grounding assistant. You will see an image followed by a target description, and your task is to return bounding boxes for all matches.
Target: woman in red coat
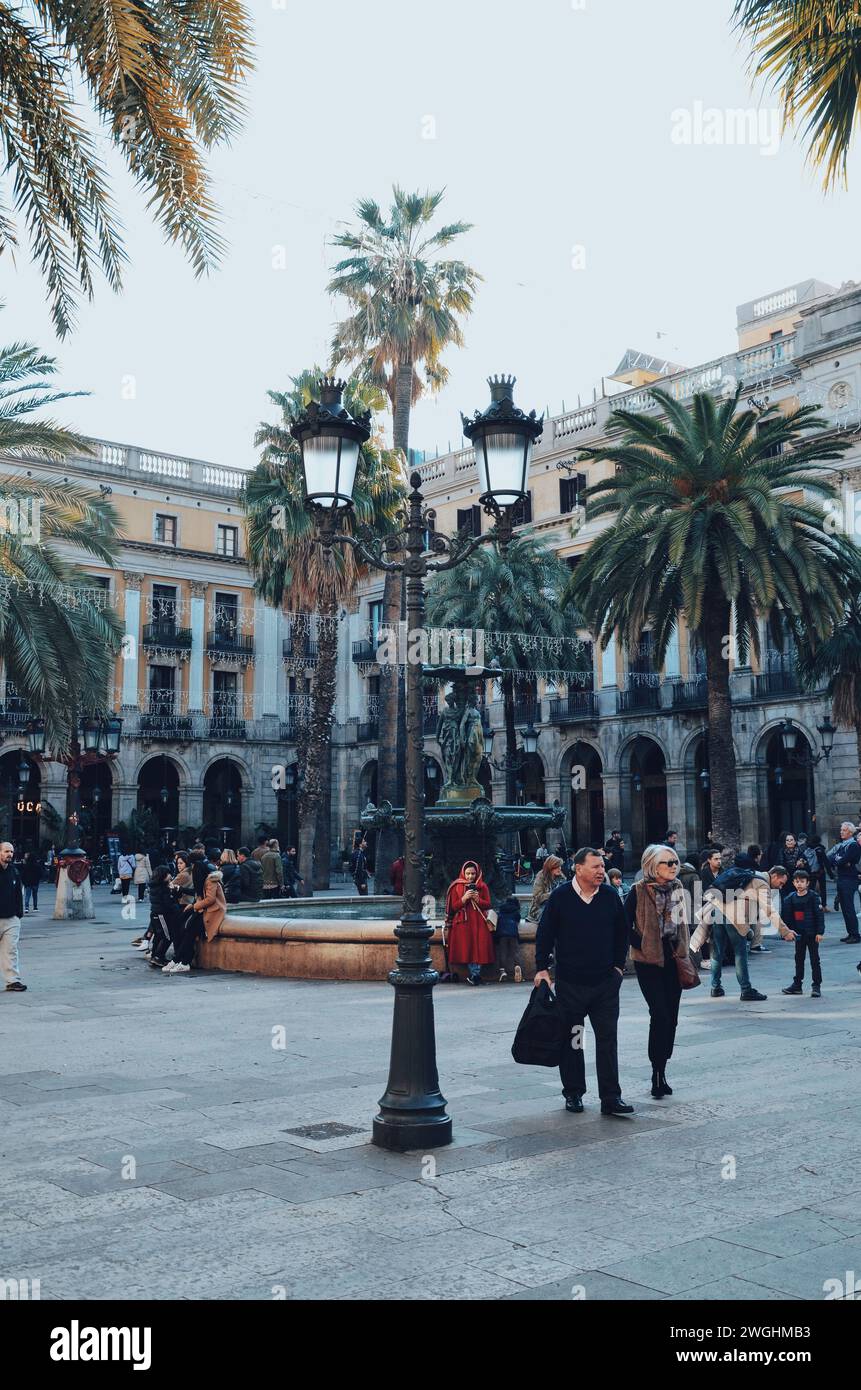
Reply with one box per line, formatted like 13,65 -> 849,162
444,860 -> 494,985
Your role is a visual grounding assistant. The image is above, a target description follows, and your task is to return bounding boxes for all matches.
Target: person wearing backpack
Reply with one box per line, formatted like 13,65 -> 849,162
706,860 -> 795,1001
117,849 -> 135,900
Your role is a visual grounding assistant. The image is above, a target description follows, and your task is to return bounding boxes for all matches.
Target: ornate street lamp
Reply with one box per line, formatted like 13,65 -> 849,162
26,719 -> 46,756
778,716 -> 836,834
81,716 -> 102,754
699,768 -> 711,793
289,378 -> 371,509
293,375 -> 540,1151
521,722 -> 540,757
462,375 -> 543,513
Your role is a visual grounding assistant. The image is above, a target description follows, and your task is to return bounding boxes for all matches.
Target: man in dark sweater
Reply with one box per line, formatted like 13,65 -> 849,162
0,841 -> 26,992
534,847 -> 633,1116
827,823 -> 861,943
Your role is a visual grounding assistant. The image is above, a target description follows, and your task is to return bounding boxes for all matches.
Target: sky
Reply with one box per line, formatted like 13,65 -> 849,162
2,0 -> 860,470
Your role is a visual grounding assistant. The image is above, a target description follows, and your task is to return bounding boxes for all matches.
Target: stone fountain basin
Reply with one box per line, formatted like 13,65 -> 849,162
197,896 -> 538,981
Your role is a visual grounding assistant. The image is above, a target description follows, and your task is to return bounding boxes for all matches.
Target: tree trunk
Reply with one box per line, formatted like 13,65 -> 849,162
502,671 -> 518,806
296,595 -> 338,897
315,781 -> 331,890
375,356 -> 413,891
703,601 -> 741,855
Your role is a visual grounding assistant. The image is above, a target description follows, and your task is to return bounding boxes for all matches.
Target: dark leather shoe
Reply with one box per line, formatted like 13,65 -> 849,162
811,985 -> 821,998
564,1095 -> 584,1113
601,1098 -> 634,1116
711,986 -> 725,997
840,935 -> 861,943
782,983 -> 802,995
740,988 -> 767,1001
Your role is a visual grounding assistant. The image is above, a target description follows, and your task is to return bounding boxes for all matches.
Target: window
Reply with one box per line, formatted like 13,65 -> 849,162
511,491 -> 532,527
559,475 -> 587,514
214,592 -> 238,641
213,669 -> 238,718
154,514 -> 177,546
565,554 -> 582,573
369,601 -> 384,646
456,505 -> 482,537
217,524 -> 238,557
148,666 -> 175,717
152,584 -> 177,624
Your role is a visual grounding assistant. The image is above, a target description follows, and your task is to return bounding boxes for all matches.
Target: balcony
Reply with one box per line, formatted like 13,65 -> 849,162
672,677 -> 708,709
752,670 -> 800,700
618,683 -> 661,714
142,622 -> 192,651
513,699 -> 541,725
352,640 -> 378,664
140,712 -> 194,741
548,692 -> 599,724
207,716 -> 247,741
283,636 -> 318,661
358,720 -> 379,742
423,704 -> 439,735
206,629 -> 254,658
279,721 -> 297,742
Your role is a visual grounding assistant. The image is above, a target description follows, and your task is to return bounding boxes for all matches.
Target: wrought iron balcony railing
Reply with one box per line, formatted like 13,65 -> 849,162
618,684 -> 661,713
142,622 -> 193,650
548,692 -> 599,723
206,629 -> 254,657
671,676 -> 708,709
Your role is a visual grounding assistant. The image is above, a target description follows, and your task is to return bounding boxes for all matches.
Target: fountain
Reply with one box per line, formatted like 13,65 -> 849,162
362,663 -> 565,905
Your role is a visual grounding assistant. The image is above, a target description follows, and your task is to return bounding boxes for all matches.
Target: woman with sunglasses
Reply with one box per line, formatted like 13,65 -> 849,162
624,844 -> 690,1099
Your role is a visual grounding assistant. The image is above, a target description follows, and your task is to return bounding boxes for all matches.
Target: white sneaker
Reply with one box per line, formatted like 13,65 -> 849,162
135,941 -> 149,951
161,961 -> 177,973
171,963 -> 191,974
514,965 -> 523,984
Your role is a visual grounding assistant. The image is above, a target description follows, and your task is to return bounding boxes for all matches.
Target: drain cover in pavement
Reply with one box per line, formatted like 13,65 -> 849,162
283,1122 -> 364,1140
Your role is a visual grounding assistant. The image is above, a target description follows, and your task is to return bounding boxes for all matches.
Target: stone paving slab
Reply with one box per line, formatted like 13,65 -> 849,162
2,898 -> 861,1300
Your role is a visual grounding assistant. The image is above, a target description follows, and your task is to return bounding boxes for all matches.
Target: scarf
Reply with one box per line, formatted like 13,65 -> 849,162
647,880 -> 680,940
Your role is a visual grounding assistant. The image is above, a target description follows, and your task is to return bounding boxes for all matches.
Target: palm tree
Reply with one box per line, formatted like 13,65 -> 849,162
243,371 -> 403,892
328,186 -> 481,887
733,1 -> 861,187
426,535 -> 576,804
566,386 -> 858,852
795,595 -> 861,774
0,1 -> 253,336
0,326 -> 124,745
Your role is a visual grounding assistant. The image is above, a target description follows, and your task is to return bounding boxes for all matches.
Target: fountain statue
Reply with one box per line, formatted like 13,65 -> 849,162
363,663 -> 565,905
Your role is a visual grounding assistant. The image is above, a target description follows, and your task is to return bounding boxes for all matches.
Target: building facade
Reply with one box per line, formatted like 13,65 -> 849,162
2,275 -> 860,863
338,276 -> 861,860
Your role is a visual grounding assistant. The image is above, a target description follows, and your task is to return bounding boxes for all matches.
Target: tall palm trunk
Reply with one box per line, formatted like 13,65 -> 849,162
297,595 -> 338,896
375,356 -> 413,890
702,600 -> 741,854
502,671 -> 518,805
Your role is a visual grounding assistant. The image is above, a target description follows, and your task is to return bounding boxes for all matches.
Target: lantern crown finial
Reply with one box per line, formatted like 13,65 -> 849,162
488,374 -> 516,403
318,377 -> 347,407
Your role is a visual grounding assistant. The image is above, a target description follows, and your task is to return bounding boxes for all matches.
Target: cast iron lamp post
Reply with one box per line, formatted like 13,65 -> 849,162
26,713 -> 122,849
777,716 -> 836,835
292,375 -> 542,1150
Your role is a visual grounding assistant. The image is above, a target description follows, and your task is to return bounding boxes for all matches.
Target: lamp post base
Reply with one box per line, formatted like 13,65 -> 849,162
372,1111 -> 453,1152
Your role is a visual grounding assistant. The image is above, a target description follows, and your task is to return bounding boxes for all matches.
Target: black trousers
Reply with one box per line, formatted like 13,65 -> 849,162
837,881 -> 860,938
793,934 -> 822,986
175,909 -> 203,966
634,942 -> 683,1071
556,972 -> 622,1102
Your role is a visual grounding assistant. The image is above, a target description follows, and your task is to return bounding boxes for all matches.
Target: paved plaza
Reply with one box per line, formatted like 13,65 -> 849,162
2,889 -> 861,1302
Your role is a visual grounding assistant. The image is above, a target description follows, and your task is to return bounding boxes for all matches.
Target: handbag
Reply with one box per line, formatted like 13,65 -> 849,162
675,951 -> 701,990
479,908 -> 498,932
511,981 -> 568,1066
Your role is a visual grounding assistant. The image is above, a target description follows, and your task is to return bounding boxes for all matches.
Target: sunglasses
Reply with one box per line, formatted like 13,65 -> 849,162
658,859 -> 680,868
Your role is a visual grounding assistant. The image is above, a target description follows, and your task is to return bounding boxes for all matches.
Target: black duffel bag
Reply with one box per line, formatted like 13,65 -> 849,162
511,980 -> 567,1067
